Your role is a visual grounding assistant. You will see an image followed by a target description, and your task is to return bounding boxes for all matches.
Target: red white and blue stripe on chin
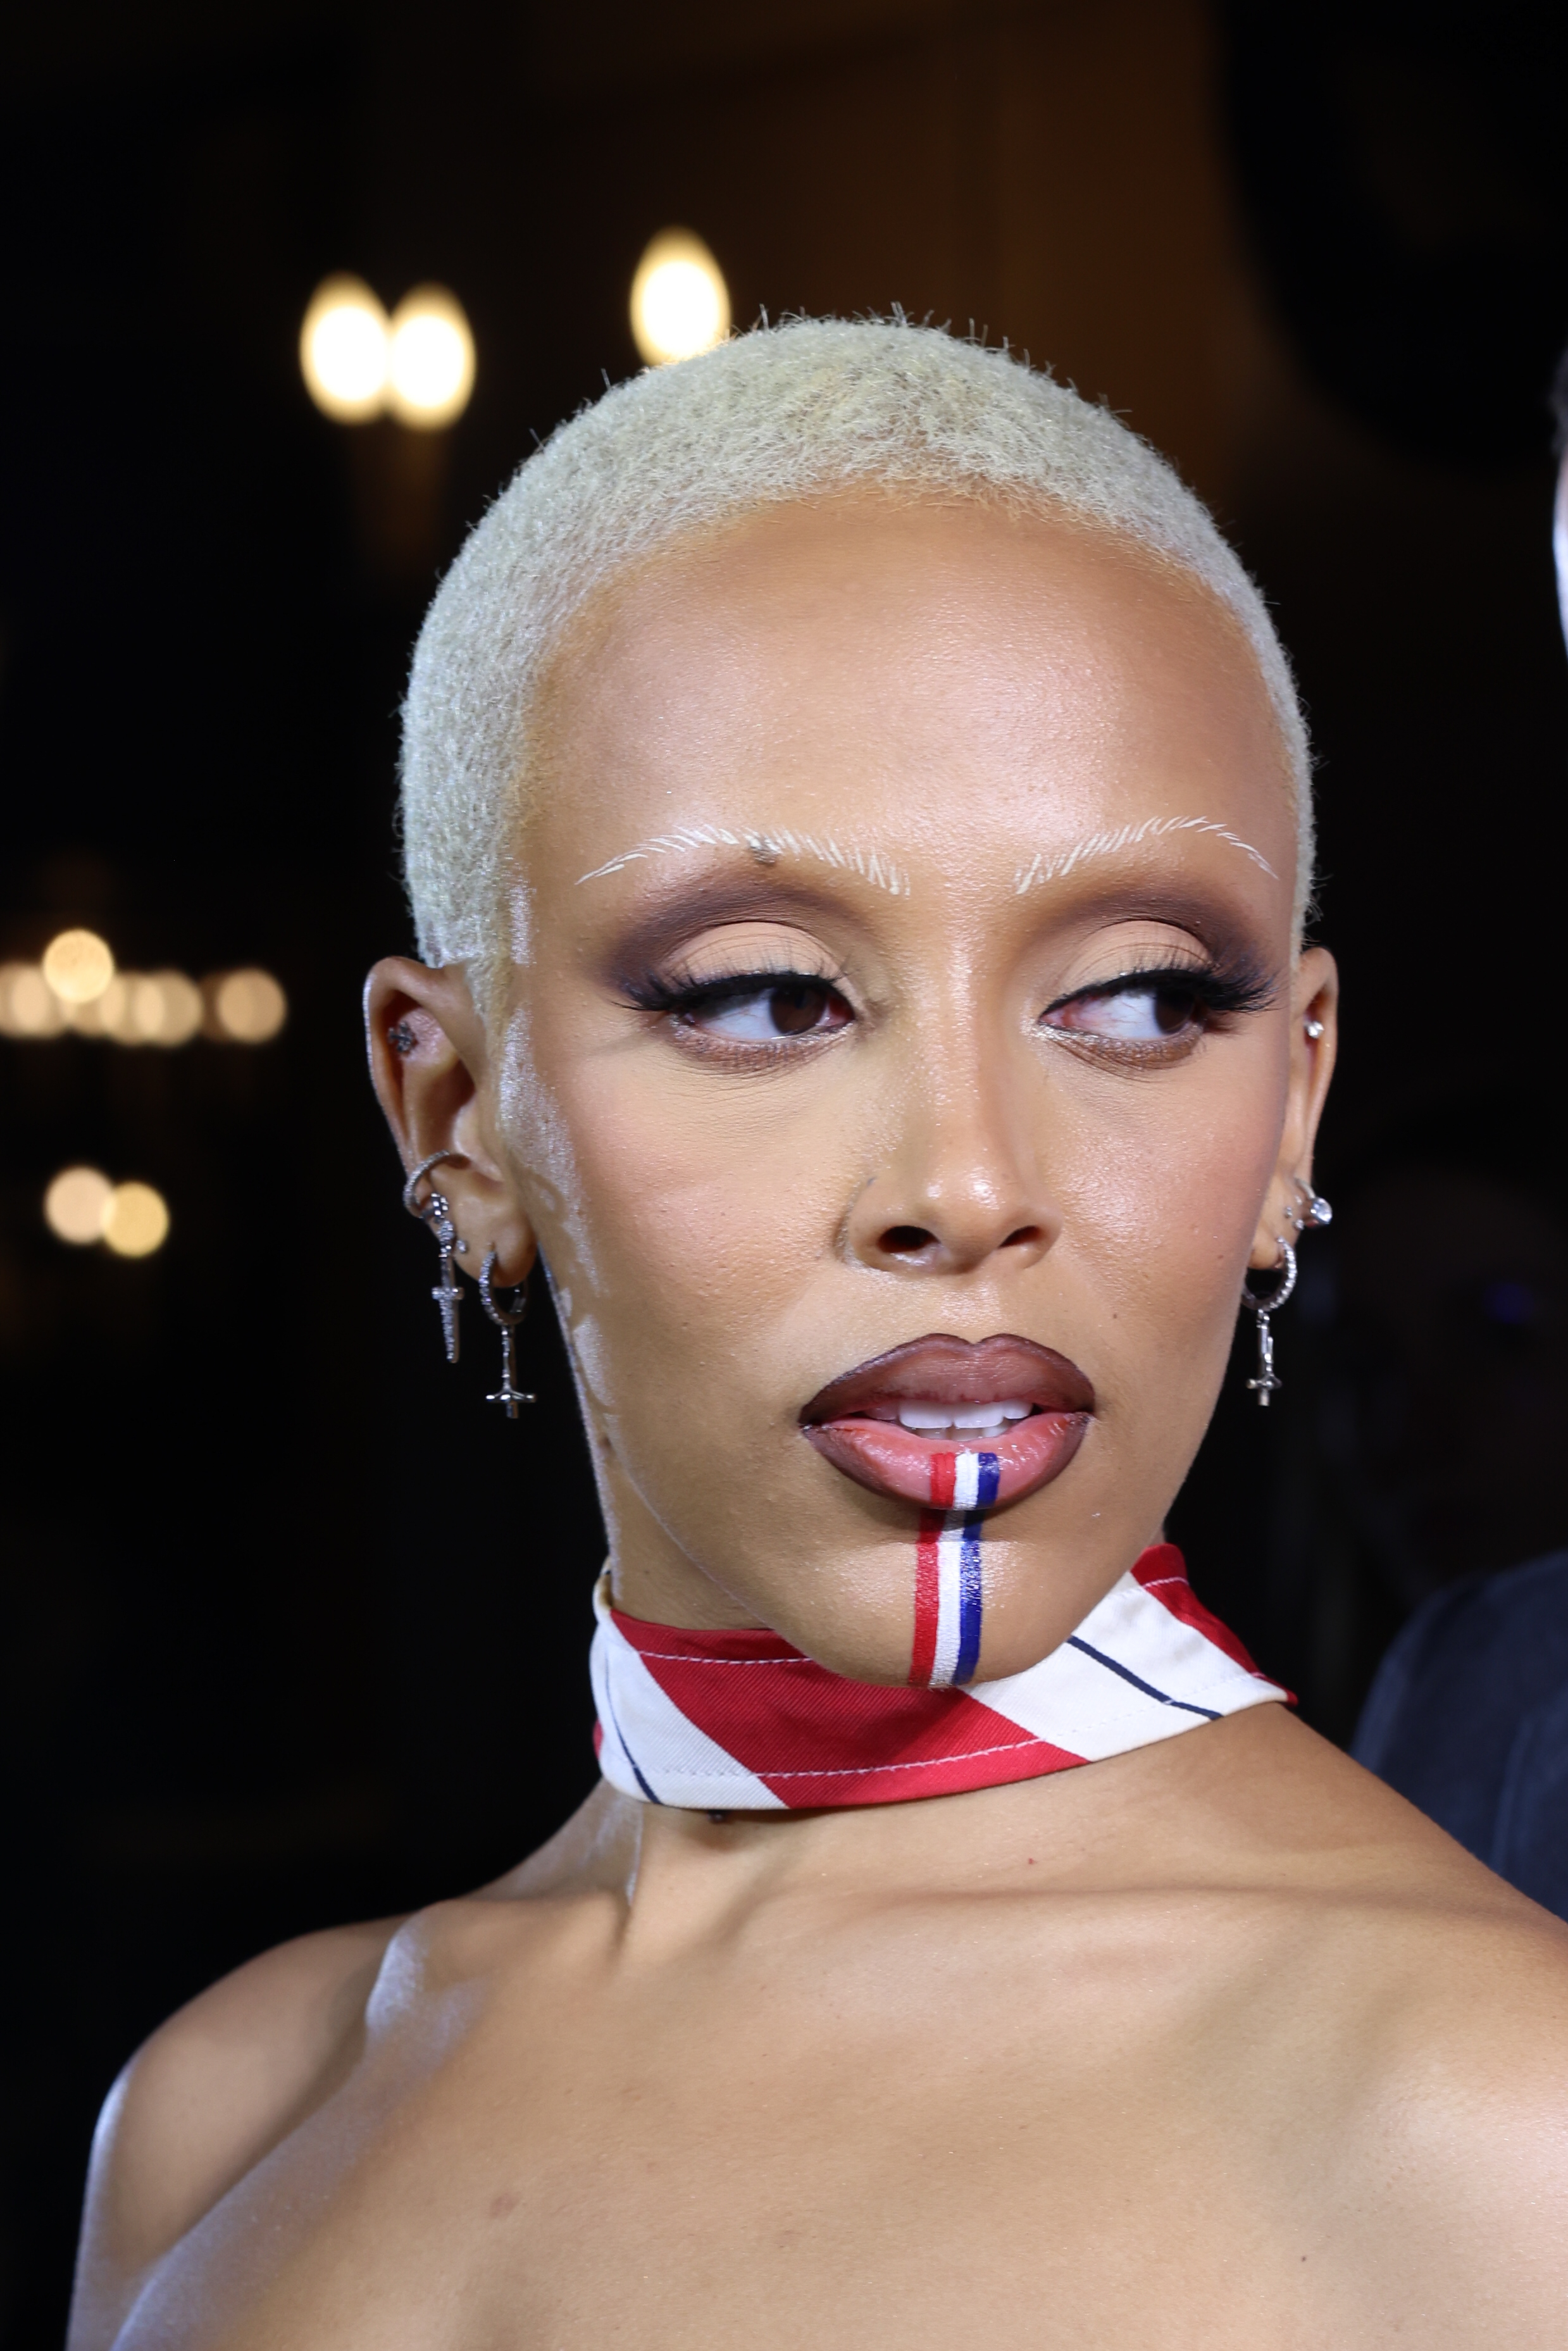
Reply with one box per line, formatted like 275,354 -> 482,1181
912,1447 -> 999,1688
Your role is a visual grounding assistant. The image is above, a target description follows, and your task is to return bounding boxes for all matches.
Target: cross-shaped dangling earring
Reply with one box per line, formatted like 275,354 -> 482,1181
479,1249 -> 535,1419
1241,1240 -> 1298,1406
402,1150 -> 468,1364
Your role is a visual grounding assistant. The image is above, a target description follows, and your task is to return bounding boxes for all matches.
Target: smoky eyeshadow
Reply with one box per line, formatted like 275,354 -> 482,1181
596,868 -> 868,991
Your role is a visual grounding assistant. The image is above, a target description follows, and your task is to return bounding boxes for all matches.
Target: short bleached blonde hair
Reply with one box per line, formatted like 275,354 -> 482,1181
402,317 -> 1312,1001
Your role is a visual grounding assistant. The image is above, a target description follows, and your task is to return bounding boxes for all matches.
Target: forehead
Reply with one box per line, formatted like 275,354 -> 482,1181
534,497 -> 1294,882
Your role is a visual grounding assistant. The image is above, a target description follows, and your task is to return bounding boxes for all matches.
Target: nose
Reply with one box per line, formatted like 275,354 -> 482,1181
843,1036 -> 1057,1278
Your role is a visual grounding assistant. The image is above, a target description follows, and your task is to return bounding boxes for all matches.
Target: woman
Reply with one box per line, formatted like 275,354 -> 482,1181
70,321 -> 1568,2347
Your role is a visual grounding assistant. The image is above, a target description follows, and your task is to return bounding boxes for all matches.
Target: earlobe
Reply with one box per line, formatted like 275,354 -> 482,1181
1246,1208 -> 1293,1275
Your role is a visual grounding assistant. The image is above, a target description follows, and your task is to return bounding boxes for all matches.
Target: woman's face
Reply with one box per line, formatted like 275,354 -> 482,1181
382,498 -> 1335,1684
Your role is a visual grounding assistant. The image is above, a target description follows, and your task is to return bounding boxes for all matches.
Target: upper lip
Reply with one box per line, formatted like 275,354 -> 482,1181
799,1333 -> 1096,1425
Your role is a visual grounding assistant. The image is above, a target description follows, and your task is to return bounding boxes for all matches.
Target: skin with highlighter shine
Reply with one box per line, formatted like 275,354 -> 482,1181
69,499 -> 1568,2351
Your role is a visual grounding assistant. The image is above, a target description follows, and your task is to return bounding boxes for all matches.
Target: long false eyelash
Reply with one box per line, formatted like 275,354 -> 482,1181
618,961 -> 849,1019
1045,945 -> 1278,1021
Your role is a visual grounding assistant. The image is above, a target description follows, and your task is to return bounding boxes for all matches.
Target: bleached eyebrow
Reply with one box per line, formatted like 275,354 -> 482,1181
1013,815 -> 1276,895
576,823 -> 911,897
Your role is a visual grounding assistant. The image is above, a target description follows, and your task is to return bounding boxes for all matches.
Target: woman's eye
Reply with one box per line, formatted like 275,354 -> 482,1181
1048,979 -> 1202,1042
691,980 -> 851,1043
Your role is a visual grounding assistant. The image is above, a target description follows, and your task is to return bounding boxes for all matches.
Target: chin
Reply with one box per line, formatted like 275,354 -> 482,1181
719,1516 -> 1116,1691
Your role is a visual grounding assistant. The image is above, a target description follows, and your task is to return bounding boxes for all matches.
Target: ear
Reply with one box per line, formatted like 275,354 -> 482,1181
1250,945 -> 1338,1271
364,956 -> 537,1285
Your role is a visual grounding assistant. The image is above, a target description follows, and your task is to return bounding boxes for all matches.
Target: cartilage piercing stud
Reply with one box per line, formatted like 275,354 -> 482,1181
1289,1179 -> 1333,1235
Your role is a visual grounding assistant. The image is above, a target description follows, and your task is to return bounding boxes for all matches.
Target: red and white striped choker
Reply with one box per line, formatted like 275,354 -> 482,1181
590,1545 -> 1286,1812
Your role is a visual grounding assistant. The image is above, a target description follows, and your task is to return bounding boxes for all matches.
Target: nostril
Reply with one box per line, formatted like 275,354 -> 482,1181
1003,1226 -> 1045,1250
881,1225 -> 937,1257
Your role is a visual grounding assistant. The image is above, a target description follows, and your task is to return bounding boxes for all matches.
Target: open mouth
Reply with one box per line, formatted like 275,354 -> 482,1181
799,1333 -> 1094,1509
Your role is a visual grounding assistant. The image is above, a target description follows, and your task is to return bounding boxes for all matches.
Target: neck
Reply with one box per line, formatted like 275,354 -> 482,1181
533,1706 -> 1298,1955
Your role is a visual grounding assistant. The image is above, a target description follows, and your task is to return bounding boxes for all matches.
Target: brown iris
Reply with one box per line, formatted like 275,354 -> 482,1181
767,982 -> 838,1034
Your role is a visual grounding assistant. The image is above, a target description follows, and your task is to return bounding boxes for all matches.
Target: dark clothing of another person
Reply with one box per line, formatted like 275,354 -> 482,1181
1353,1549 -> 1568,1922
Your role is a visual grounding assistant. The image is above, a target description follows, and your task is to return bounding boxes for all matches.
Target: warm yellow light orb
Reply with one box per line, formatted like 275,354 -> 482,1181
387,285 -> 475,429
45,1166 -> 113,1244
92,973 -> 133,1038
300,274 -> 390,422
213,968 -> 288,1042
63,988 -> 110,1034
99,973 -> 150,1043
149,971 -> 204,1045
0,964 -> 66,1037
630,231 -> 730,366
104,1180 -> 170,1258
129,975 -> 169,1042
42,927 -> 115,1004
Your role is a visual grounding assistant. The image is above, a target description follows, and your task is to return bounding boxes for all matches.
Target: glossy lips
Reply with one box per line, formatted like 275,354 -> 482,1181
800,1333 -> 1094,1508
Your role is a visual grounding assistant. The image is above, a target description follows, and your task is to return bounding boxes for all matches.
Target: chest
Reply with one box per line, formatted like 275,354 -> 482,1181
122,1944 -> 1359,2351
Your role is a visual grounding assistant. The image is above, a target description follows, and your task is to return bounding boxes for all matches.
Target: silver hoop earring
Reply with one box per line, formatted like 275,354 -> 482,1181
402,1149 -> 468,1365
479,1250 -> 535,1419
1241,1239 -> 1297,1407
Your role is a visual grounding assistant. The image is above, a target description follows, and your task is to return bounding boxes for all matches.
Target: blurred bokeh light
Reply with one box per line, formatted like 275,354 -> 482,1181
62,986 -> 113,1036
103,1180 -> 170,1258
145,970 -> 204,1044
0,959 -> 278,1045
42,928 -> 114,1004
44,1166 -> 113,1245
299,274 -> 390,421
630,231 -> 730,366
211,967 -> 288,1042
387,285 -> 475,428
93,971 -> 205,1045
0,962 -> 67,1035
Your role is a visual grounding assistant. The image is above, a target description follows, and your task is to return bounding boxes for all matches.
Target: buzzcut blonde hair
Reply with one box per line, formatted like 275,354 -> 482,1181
401,317 -> 1312,1001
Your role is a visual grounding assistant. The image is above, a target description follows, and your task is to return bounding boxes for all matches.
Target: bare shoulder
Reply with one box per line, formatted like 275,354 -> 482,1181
1247,1719 -> 1568,2333
1345,1881 -> 1568,2335
67,1913 -> 404,2351
65,1788 -> 630,2351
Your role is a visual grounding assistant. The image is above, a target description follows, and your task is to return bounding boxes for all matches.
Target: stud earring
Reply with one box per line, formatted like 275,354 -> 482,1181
1289,1179 -> 1333,1235
1241,1238 -> 1297,1407
479,1250 -> 535,1419
1304,1017 -> 1325,1040
402,1149 -> 468,1364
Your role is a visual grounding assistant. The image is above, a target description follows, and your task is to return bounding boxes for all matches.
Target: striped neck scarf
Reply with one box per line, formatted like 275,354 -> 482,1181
591,1545 -> 1286,1812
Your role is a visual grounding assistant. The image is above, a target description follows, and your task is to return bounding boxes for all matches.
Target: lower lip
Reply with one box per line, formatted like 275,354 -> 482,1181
804,1411 -> 1089,1507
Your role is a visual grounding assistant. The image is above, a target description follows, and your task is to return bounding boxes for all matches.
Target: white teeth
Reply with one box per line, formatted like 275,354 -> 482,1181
895,1397 -> 1032,1435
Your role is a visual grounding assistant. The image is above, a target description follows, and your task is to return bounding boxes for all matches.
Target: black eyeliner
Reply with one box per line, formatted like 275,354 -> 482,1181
1044,948 -> 1276,1022
618,963 -> 847,1018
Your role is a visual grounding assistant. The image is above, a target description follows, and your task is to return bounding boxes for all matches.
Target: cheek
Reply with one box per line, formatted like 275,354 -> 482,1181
526,1057 -> 838,1397
1057,1057 -> 1285,1375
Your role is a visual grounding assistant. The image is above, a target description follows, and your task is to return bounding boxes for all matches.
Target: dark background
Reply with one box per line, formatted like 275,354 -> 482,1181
4,1 -> 1567,2338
